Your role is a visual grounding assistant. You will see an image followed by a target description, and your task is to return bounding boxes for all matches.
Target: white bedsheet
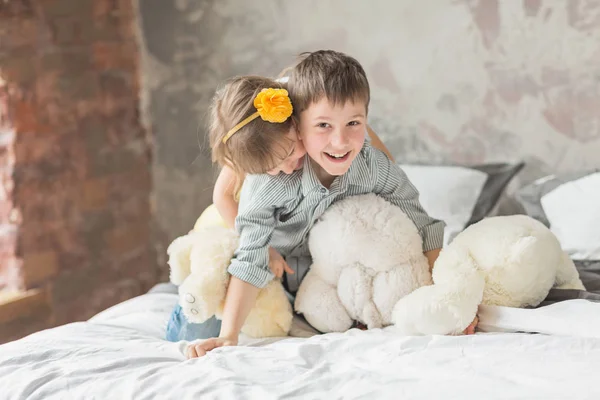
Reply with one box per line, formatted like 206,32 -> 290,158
1,292 -> 600,400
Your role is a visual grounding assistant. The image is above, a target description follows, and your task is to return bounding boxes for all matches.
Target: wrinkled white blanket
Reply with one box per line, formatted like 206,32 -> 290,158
1,292 -> 600,400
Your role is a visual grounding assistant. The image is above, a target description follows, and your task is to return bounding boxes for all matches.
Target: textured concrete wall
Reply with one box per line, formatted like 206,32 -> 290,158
138,0 -> 600,257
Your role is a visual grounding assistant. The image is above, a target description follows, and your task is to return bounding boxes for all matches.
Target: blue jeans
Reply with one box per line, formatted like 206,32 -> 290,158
165,304 -> 222,342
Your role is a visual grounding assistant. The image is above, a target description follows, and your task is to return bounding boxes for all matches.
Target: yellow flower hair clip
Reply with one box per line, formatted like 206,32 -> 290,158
222,88 -> 293,144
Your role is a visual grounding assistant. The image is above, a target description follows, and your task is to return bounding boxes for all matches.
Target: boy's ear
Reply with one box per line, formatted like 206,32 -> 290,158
291,115 -> 300,132
295,127 -> 302,141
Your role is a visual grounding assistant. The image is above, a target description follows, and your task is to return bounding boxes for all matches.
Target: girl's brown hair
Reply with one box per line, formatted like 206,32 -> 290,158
209,76 -> 295,194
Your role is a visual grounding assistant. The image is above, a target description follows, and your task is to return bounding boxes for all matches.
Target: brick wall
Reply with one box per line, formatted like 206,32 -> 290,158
0,0 -> 159,342
0,73 -> 21,292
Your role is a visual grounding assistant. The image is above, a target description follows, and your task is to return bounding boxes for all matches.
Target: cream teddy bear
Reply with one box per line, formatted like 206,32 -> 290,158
167,205 -> 293,338
391,214 -> 586,335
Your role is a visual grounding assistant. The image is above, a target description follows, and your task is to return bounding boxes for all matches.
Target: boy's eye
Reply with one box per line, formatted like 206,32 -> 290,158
317,122 -> 330,129
348,120 -> 361,126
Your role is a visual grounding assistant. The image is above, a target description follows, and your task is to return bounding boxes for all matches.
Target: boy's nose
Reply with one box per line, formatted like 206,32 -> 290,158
331,129 -> 347,146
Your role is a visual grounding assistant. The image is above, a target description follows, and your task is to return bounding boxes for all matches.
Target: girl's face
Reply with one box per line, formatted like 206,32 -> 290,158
266,127 -> 307,176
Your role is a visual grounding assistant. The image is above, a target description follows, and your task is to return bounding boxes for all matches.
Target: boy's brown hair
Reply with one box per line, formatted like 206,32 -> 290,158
286,50 -> 370,114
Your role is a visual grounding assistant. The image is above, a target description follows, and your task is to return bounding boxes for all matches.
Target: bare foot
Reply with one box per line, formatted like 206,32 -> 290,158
353,321 -> 368,331
463,316 -> 479,335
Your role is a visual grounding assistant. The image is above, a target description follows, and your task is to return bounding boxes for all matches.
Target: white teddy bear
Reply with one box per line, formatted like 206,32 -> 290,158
294,194 -> 432,333
391,214 -> 585,335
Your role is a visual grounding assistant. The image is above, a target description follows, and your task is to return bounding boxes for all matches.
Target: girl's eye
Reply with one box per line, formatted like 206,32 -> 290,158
348,120 -> 361,126
317,123 -> 330,129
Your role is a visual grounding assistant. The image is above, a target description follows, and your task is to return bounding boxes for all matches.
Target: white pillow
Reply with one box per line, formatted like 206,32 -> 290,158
540,172 -> 600,260
400,165 -> 488,245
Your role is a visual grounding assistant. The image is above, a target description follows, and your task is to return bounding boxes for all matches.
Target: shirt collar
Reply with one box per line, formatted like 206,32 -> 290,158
301,155 -> 323,196
336,140 -> 371,192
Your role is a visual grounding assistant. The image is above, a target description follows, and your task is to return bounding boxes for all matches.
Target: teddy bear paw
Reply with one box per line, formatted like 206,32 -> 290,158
178,275 -> 220,324
392,285 -> 475,336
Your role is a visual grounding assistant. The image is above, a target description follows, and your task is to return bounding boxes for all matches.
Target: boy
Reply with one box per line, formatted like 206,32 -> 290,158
188,50 -> 462,358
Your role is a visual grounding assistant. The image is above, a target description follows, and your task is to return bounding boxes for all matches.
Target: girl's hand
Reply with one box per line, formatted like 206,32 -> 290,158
268,247 -> 294,278
186,336 -> 238,359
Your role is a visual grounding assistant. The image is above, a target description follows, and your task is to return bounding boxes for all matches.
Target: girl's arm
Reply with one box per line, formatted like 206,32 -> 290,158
213,166 -> 240,229
367,125 -> 395,162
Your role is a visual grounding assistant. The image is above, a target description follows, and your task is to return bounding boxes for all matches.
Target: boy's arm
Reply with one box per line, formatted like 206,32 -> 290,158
213,166 -> 240,229
371,149 -> 445,254
226,174 -> 281,289
222,176 -> 280,332
367,125 -> 395,162
213,167 -> 293,278
188,176 -> 280,358
424,248 -> 441,273
219,276 -> 260,339
187,276 -> 260,357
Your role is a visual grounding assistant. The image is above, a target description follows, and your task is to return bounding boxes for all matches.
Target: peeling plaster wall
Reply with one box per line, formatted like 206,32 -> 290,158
138,0 -> 600,255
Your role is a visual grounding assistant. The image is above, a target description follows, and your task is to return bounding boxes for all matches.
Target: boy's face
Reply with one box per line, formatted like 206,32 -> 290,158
298,98 -> 367,179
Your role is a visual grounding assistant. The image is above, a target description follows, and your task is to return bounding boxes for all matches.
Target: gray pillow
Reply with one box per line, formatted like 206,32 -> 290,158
515,169 -> 599,227
467,162 -> 525,226
538,260 -> 600,307
516,172 -> 600,306
399,162 -> 524,245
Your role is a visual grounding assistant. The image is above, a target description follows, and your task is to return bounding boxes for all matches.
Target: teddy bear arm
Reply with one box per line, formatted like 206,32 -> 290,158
167,235 -> 195,285
554,251 -> 585,290
392,247 -> 485,335
294,268 -> 353,333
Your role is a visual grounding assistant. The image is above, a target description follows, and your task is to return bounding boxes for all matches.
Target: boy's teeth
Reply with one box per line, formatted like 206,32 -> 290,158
326,152 -> 347,159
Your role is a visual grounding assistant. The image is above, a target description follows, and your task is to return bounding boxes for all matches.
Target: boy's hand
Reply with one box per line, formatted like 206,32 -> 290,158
186,336 -> 238,359
268,247 -> 294,278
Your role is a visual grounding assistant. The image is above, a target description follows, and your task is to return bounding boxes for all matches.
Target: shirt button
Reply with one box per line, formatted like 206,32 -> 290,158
320,187 -> 327,194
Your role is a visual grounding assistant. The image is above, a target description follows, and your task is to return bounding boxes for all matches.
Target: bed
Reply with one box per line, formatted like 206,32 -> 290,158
1,269 -> 600,400
1,170 -> 598,399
